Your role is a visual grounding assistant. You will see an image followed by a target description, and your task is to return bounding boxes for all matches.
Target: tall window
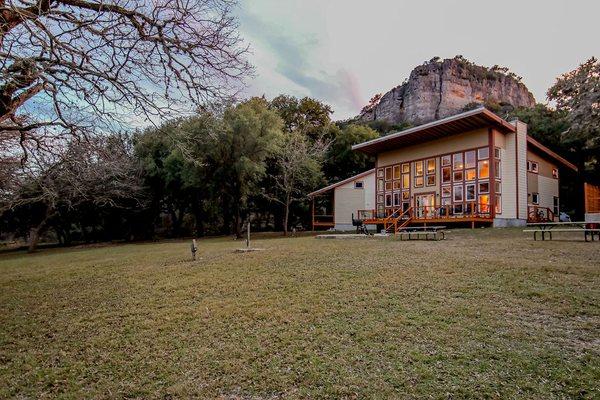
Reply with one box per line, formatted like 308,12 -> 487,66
385,167 -> 392,181
442,167 -> 451,184
426,158 -> 435,186
453,153 -> 463,170
426,159 -> 436,174
414,161 -> 424,188
465,150 -> 476,169
478,160 -> 490,179
402,174 -> 410,189
414,161 -> 423,176
441,155 -> 451,166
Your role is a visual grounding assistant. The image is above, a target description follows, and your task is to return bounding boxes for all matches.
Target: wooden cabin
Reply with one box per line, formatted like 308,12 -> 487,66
310,107 -> 578,232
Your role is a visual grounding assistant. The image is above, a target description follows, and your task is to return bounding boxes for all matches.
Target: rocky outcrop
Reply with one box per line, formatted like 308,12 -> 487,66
359,57 -> 536,125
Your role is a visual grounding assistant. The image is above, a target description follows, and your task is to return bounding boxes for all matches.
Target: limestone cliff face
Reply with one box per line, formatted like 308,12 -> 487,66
359,57 -> 536,125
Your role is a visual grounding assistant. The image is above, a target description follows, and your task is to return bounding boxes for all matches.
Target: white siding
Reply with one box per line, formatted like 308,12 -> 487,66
496,120 -> 527,223
537,175 -> 559,210
502,130 -> 518,219
516,121 -> 528,220
333,171 -> 375,228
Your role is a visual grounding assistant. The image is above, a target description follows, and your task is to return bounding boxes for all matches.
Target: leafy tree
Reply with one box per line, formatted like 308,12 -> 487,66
269,95 -> 332,141
210,98 -> 283,236
265,95 -> 334,231
547,57 -> 600,177
135,112 -> 220,237
508,105 -> 570,152
323,124 -> 379,182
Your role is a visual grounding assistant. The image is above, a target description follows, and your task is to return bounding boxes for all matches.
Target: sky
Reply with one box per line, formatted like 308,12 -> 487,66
235,0 -> 599,120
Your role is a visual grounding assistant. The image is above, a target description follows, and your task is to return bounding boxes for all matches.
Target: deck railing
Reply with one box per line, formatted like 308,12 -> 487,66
357,202 -> 494,222
312,214 -> 334,227
414,203 -> 492,219
527,206 -> 555,222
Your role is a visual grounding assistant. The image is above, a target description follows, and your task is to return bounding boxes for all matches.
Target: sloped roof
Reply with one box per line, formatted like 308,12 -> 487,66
308,169 -> 375,197
527,136 -> 578,171
352,107 -> 516,155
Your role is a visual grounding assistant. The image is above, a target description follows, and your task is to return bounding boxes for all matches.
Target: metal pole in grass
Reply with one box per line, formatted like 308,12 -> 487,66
191,239 -> 197,261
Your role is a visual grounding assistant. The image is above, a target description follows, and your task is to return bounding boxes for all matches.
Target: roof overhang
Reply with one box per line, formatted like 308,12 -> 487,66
352,107 -> 516,156
526,136 -> 578,172
308,169 -> 375,197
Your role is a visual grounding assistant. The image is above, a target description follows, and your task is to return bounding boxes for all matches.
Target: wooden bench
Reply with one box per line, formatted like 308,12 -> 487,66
523,228 -> 600,242
397,226 -> 446,241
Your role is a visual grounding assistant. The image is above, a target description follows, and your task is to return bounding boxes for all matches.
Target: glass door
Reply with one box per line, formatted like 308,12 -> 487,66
415,194 -> 435,218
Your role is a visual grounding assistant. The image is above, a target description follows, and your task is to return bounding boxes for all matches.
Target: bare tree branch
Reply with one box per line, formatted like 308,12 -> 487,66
0,0 -> 252,160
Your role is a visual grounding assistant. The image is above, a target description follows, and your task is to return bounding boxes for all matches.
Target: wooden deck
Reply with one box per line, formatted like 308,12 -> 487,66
362,216 -> 493,226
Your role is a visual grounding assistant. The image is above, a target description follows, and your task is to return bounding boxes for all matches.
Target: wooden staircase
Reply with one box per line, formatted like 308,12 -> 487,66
383,207 -> 413,234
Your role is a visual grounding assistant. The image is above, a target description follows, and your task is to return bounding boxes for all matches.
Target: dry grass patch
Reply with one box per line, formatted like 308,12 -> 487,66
0,229 -> 599,398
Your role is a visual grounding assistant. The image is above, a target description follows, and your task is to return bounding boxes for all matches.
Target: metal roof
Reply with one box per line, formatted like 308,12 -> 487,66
352,107 -> 516,155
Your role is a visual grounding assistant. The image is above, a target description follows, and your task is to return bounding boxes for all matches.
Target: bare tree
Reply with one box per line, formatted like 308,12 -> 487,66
265,131 -> 328,235
0,0 -> 251,159
0,133 -> 144,251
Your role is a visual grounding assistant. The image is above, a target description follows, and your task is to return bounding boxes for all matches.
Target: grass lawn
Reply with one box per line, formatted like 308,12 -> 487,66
1,229 -> 599,399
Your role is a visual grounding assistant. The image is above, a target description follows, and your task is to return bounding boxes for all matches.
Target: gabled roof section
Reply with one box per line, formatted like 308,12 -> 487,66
308,169 -> 375,197
352,107 -> 516,155
527,136 -> 578,172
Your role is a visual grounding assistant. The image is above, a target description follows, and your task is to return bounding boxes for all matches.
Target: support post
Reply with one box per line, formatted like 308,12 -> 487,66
191,239 -> 197,261
311,197 -> 315,231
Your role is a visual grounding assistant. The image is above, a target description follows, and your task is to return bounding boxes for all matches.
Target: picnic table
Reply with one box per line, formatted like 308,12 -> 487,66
523,221 -> 600,242
396,226 -> 447,241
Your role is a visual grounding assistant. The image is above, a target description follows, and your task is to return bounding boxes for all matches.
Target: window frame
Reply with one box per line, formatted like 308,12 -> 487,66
414,176 -> 424,188
442,166 -> 451,184
442,186 -> 451,198
478,181 -> 490,194
385,166 -> 392,181
354,181 -> 364,189
426,158 -> 436,175
465,150 -> 476,169
441,155 -> 451,167
385,193 -> 393,207
478,147 -> 489,160
453,152 -> 464,171
453,184 -> 464,202
453,170 -> 464,182
465,183 -> 476,201
414,160 -> 424,177
426,175 -> 436,187
465,168 -> 476,181
478,160 -> 490,179
527,160 -> 539,173
393,165 -> 401,180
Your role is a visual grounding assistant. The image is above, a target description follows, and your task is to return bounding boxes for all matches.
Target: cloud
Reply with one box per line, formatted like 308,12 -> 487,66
237,7 -> 364,119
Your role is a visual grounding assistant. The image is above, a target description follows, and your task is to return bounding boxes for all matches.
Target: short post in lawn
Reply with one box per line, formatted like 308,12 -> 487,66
246,220 -> 250,248
191,239 -> 197,261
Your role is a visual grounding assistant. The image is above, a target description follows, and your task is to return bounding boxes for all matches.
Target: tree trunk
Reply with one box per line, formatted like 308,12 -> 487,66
283,193 -> 290,236
234,204 -> 241,238
27,208 -> 54,252
28,226 -> 42,252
